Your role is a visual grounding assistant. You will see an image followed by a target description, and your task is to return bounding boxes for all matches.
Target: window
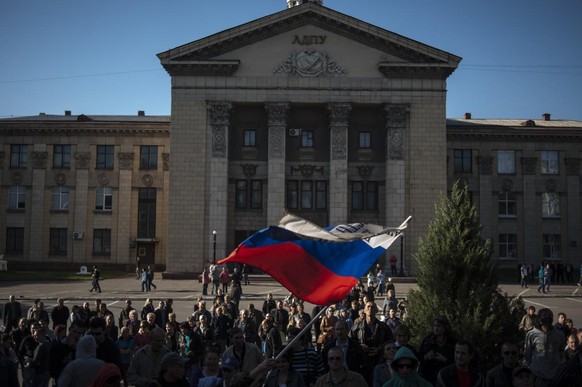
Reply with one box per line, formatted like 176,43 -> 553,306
51,187 -> 69,210
453,149 -> 472,173
497,150 -> 515,174
8,186 -> 26,209
96,145 -> 114,169
93,229 -> 112,255
543,234 -> 561,259
316,181 -> 327,209
540,151 -> 559,174
352,181 -> 378,211
542,192 -> 560,217
140,146 -> 158,170
498,234 -> 517,259
301,130 -> 314,147
95,187 -> 113,211
286,180 -> 326,210
138,188 -> 156,238
498,192 -> 516,216
301,181 -> 313,209
49,228 -> 67,254
359,132 -> 371,149
235,180 -> 262,209
287,180 -> 299,209
10,145 -> 28,168
53,145 -> 71,169
235,180 -> 248,209
243,130 -> 256,147
250,180 -> 262,209
6,227 -> 24,253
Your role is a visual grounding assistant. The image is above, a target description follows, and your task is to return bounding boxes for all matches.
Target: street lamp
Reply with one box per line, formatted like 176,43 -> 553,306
212,230 -> 217,264
399,233 -> 405,277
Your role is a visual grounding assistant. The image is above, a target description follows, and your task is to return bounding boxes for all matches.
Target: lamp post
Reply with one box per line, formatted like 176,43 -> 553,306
212,230 -> 217,264
399,233 -> 405,277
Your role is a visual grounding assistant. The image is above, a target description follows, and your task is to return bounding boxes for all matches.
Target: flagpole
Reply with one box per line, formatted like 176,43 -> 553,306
274,305 -> 329,359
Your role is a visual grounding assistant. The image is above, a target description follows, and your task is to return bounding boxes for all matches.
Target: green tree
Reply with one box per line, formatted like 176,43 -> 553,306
406,180 -> 522,371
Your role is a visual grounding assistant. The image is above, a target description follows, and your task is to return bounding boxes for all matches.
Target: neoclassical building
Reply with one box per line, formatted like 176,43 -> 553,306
1,1 -> 580,275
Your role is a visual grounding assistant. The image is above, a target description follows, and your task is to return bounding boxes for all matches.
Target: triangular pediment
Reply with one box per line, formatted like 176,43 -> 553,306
158,3 -> 461,79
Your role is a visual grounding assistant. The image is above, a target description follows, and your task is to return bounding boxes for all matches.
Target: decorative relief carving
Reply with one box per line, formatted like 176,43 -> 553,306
328,104 -> 351,127
55,173 -> 66,186
75,152 -> 90,169
501,178 -> 513,192
565,157 -> 581,175
331,127 -> 347,161
31,152 -> 47,169
241,164 -> 258,177
162,153 -> 170,171
290,164 -> 324,177
520,157 -> 537,175
265,103 -> 289,127
274,51 -> 347,77
385,106 -> 409,127
266,103 -> 289,159
142,174 -> 153,187
357,165 -> 374,179
478,156 -> 493,175
545,179 -> 557,192
11,172 -> 23,185
384,106 -> 408,161
208,102 -> 232,158
118,152 -> 134,170
97,173 -> 110,186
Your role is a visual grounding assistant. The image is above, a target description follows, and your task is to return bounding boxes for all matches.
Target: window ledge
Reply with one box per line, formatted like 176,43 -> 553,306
50,209 -> 69,214
542,215 -> 561,219
92,253 -> 111,257
6,209 -> 25,213
498,215 -> 517,219
94,210 -> 112,215
48,252 -> 67,256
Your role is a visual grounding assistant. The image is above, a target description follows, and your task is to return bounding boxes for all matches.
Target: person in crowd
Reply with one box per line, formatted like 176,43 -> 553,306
97,303 -> 114,321
69,305 -> 84,328
554,312 -> 569,337
51,298 -> 70,330
90,265 -> 102,293
286,327 -> 325,386
188,348 -> 223,387
212,306 -> 233,354
565,333 -> 579,360
153,352 -> 189,387
194,315 -> 214,348
165,321 -> 180,353
247,303 -> 264,331
220,267 -> 230,294
262,293 -> 277,316
127,327 -> 170,386
520,263 -> 529,288
0,333 -> 19,387
27,325 -> 51,387
230,281 -> 243,310
89,363 -> 122,387
436,340 -> 483,386
49,321 -> 85,384
20,321 -> 41,386
263,346 -> 305,387
201,267 -> 211,296
318,306 -> 338,347
135,320 -> 151,350
11,317 -> 29,378
193,300 -> 213,323
118,299 -> 135,328
373,340 -> 397,387
125,309 -> 141,336
222,327 -> 264,373
104,314 -> 119,342
384,346 -> 432,387
116,326 -> 135,385
141,298 -> 155,321
58,334 -> 104,387
80,302 -> 93,327
31,301 -> 50,325
271,300 -> 290,336
178,322 -> 204,372
322,320 -> 365,374
512,366 -> 534,387
235,309 -> 258,344
140,268 -> 149,292
383,290 -> 399,318
485,341 -> 520,387
385,308 -> 401,334
89,317 -> 122,372
3,295 -> 22,334
418,316 -> 455,385
147,265 -> 158,291
519,306 -> 537,332
524,308 -> 565,385
314,345 -> 367,387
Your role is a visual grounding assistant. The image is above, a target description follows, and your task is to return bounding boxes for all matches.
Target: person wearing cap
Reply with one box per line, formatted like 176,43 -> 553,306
384,346 -> 432,387
435,340 -> 484,387
314,346 -> 367,387
485,342 -> 520,387
222,327 -> 264,373
150,352 -> 189,387
127,327 -> 170,387
524,308 -> 565,385
511,366 -> 533,387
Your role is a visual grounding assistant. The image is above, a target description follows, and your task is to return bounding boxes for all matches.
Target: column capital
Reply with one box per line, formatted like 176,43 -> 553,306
207,102 -> 232,158
327,103 -> 352,127
265,103 -> 289,126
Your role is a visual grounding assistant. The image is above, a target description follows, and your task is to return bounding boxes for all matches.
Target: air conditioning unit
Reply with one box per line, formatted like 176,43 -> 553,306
289,128 -> 301,137
73,232 -> 84,240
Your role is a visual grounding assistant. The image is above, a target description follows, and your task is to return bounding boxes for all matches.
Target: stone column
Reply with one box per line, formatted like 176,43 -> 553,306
327,103 -> 351,225
74,152 -> 90,262
207,102 -> 232,263
265,103 -> 289,226
521,157 -> 538,261
384,106 -> 408,272
30,151 -> 47,261
478,156 -> 493,240
117,152 -> 133,264
565,157 -> 581,261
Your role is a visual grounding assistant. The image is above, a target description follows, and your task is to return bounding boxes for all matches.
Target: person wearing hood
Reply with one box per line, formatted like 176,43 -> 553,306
383,346 -> 432,387
58,335 -> 105,387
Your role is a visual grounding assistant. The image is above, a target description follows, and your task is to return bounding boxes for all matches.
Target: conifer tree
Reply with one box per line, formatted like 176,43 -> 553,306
406,180 -> 521,370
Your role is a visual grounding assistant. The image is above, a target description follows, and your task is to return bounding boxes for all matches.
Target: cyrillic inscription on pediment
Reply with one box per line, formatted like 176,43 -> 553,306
292,35 -> 327,45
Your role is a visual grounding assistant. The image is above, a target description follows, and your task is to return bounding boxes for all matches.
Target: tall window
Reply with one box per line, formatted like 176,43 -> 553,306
8,186 -> 26,209
95,187 -> 113,211
497,150 -> 515,174
287,181 -> 299,209
10,145 -> 28,168
301,181 -> 313,209
359,132 -> 371,149
453,149 -> 472,173
286,180 -> 327,210
250,180 -> 262,209
138,188 -> 156,238
498,234 -> 517,259
540,151 -> 559,174
498,192 -> 516,216
543,234 -> 560,259
243,130 -> 256,147
51,187 -> 69,210
235,180 -> 248,209
542,192 -> 560,217
93,229 -> 112,255
235,180 -> 263,209
352,181 -> 378,211
96,145 -> 114,169
49,228 -> 68,254
316,181 -> 327,209
6,227 -> 24,253
140,146 -> 158,170
301,130 -> 314,147
53,145 -> 71,169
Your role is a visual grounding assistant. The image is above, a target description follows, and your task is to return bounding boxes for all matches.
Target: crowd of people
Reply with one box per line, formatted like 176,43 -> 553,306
1,264 -> 581,387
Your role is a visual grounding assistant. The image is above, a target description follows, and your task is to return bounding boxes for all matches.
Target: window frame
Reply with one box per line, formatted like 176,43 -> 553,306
352,181 -> 378,211
51,186 -> 70,211
540,150 -> 559,175
301,130 -> 314,148
542,192 -> 560,217
6,227 -> 24,254
95,187 -> 113,211
96,145 -> 114,169
453,149 -> 472,173
49,228 -> 68,255
498,192 -> 517,217
250,180 -> 262,210
93,229 -> 112,255
243,130 -> 257,147
139,145 -> 158,170
53,145 -> 71,169
8,186 -> 26,209
542,234 -> 561,260
10,145 -> 28,168
286,180 -> 299,210
359,131 -> 371,149
497,150 -> 515,174
498,233 -> 517,260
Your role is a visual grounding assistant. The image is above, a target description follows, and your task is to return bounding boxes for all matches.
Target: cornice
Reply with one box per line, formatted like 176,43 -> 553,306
160,60 -> 240,77
447,127 -> 582,140
378,62 -> 457,80
0,123 -> 170,136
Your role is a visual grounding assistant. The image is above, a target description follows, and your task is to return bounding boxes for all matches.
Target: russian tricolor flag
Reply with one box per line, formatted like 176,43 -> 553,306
218,214 -> 410,305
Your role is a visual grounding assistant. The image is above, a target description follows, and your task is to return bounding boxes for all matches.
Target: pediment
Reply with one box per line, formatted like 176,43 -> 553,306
158,3 -> 461,79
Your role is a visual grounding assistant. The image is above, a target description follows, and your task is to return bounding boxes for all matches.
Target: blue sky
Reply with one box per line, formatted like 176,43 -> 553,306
1,0 -> 581,120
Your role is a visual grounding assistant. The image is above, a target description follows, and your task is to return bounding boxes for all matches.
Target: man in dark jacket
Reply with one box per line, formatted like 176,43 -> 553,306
322,320 -> 365,374
50,298 -> 70,330
485,342 -> 519,387
3,295 -> 22,333
436,340 -> 484,387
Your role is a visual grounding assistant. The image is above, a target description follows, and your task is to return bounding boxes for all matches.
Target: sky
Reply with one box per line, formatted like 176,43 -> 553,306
1,0 -> 581,120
